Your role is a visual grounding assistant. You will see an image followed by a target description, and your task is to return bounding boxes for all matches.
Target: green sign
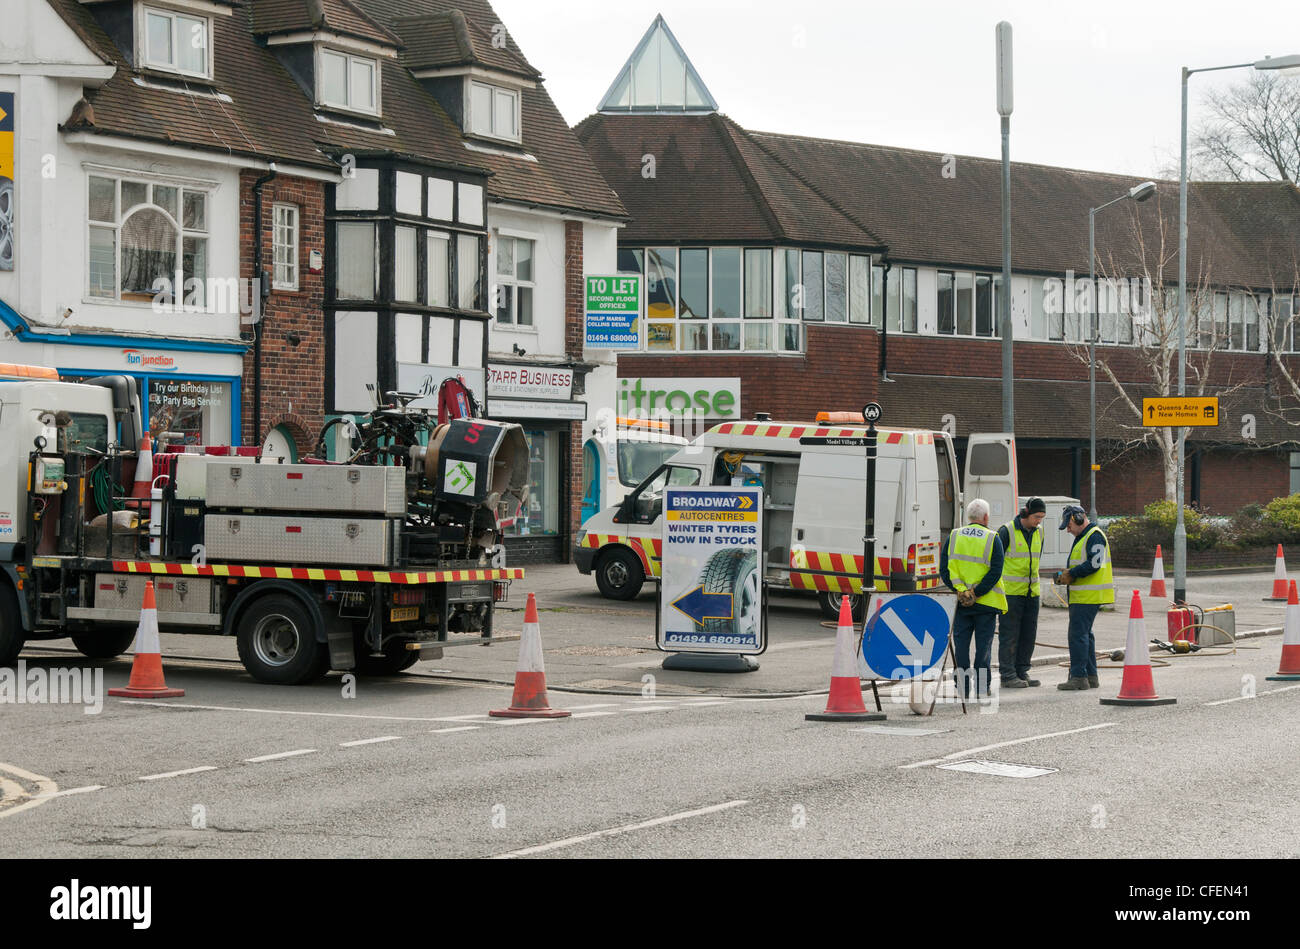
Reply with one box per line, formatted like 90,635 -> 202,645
586,275 -> 640,349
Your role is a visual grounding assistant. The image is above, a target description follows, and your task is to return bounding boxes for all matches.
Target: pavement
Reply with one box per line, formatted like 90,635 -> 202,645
1,565 -> 1296,859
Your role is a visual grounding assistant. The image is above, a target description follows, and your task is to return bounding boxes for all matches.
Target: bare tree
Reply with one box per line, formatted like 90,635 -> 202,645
1260,263 -> 1300,423
1192,72 -> 1300,183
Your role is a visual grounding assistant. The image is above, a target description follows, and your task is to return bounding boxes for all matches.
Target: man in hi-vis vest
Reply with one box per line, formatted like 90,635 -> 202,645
940,498 -> 1007,699
1054,504 -> 1115,690
996,497 -> 1047,689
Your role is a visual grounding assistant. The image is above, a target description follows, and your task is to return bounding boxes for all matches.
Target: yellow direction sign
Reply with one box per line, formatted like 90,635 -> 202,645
1143,397 -> 1220,427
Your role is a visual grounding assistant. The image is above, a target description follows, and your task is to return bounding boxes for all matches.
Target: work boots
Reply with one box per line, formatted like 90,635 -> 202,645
1057,677 -> 1090,691
1088,675 -> 1100,688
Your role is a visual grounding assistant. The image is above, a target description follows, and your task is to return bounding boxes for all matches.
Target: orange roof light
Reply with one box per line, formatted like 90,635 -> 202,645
815,411 -> 865,424
0,364 -> 59,381
617,416 -> 670,431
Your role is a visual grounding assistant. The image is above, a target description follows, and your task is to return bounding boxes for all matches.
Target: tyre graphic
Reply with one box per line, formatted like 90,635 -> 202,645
699,548 -> 760,640
0,178 -> 13,271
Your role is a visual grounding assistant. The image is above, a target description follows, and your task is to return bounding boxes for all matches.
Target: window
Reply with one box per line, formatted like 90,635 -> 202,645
469,81 -> 520,141
87,174 -> 207,303
427,233 -> 449,307
744,249 -> 772,319
871,265 -> 884,328
679,248 -> 707,319
319,49 -> 378,115
334,222 -> 375,300
937,271 -> 955,334
955,272 -> 974,335
494,234 -> 534,326
1292,452 -> 1300,495
975,274 -> 994,337
887,268 -> 901,331
901,268 -> 917,333
824,252 -> 847,322
394,226 -> 417,302
849,256 -> 870,324
456,233 -> 482,310
775,249 -> 799,320
802,251 -> 823,321
272,204 -> 298,290
142,6 -> 210,77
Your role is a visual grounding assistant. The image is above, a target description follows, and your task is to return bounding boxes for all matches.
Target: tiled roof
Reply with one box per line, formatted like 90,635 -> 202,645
391,9 -> 539,79
250,0 -> 402,46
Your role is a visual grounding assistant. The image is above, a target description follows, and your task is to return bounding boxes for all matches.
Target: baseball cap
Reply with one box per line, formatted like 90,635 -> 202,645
1024,497 -> 1047,516
1059,504 -> 1086,530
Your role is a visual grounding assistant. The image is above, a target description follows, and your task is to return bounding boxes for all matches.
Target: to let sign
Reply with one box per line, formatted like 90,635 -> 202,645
585,275 -> 640,349
1142,397 -> 1220,427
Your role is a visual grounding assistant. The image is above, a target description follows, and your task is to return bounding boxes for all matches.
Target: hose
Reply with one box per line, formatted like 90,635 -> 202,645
90,465 -> 123,515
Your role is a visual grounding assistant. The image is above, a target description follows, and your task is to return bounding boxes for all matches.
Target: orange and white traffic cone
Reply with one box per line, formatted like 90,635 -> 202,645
108,580 -> 184,698
1100,590 -> 1175,707
806,595 -> 886,722
489,593 -> 570,719
1266,544 -> 1289,600
1149,544 -> 1168,598
127,433 -> 154,517
1266,580 -> 1300,681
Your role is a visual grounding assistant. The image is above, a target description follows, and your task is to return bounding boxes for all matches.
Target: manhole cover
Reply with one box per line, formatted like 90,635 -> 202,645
936,759 -> 1057,778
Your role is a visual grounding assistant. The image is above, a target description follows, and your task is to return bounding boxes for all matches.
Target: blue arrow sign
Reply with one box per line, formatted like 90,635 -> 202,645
671,587 -> 733,626
861,594 -> 951,680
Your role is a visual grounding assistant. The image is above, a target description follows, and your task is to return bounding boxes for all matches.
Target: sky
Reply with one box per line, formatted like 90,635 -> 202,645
493,0 -> 1300,179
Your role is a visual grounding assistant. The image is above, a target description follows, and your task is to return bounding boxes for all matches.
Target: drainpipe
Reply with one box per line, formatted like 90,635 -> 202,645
251,162 -> 278,446
878,258 -> 892,381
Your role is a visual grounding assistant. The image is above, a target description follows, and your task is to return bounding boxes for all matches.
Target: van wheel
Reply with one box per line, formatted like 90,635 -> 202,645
596,547 -> 644,600
699,548 -> 761,641
71,627 -> 138,659
236,594 -> 329,685
818,591 -> 866,623
0,584 -> 24,666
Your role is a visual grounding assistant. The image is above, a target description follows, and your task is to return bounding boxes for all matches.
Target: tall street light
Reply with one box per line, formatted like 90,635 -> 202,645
1176,53 -> 1300,603
1090,180 -> 1157,522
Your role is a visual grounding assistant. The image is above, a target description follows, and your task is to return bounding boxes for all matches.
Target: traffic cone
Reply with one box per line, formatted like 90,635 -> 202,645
108,581 -> 184,698
1149,544 -> 1168,598
1266,580 -> 1300,681
1100,590 -> 1176,706
127,433 -> 154,516
489,593 -> 570,718
806,595 -> 886,722
1266,544 -> 1289,600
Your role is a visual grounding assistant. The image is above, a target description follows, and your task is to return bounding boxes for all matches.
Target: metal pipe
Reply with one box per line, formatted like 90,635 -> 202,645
251,162 -> 279,448
1090,208 -> 1097,522
1176,67 -> 1189,604
1001,114 -> 1013,431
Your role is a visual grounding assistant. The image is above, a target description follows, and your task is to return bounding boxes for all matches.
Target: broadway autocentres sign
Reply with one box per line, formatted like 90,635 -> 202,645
487,364 -> 573,401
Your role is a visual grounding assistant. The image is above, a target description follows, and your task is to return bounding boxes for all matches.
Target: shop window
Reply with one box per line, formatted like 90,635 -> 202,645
494,235 -> 534,326
141,6 -> 210,78
334,222 -> 376,300
272,203 -> 298,291
506,430 -> 560,536
318,48 -> 378,116
646,247 -> 677,322
147,378 -> 231,445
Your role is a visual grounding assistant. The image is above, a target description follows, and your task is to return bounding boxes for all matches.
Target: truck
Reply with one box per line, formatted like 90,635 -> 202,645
575,415 -> 1020,621
0,367 -> 528,684
580,412 -> 688,525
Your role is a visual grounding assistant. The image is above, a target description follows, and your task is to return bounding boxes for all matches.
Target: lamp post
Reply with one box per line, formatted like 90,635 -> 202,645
1089,181 -> 1156,522
1175,53 -> 1300,603
996,22 -> 1014,432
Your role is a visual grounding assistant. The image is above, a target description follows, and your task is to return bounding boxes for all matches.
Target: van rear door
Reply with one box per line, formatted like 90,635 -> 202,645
964,433 -> 1019,523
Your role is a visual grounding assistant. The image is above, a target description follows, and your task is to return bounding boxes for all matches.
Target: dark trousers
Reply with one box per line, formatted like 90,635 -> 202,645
1067,603 -> 1101,679
999,595 -> 1040,681
952,609 -> 997,698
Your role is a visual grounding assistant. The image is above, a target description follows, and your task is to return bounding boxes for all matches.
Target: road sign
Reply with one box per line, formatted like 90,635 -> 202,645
585,275 -> 640,349
659,486 -> 763,654
858,593 -> 955,680
799,436 -> 868,447
862,402 -> 882,423
1142,397 -> 1219,427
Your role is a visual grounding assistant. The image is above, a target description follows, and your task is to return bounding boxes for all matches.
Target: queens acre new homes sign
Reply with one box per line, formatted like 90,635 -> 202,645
617,377 -> 741,418
585,275 -> 640,349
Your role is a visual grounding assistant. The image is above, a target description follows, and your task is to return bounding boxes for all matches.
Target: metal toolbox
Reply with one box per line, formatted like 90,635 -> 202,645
206,463 -> 407,516
203,514 -> 399,567
87,573 -> 219,626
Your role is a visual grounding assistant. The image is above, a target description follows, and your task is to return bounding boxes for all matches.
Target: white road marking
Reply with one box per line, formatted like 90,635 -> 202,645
568,703 -> 620,710
490,717 -> 554,726
493,799 -> 750,859
1204,683 -> 1300,706
120,700 -> 482,724
244,749 -> 317,763
36,785 -> 105,799
937,759 -> 1058,778
339,736 -> 403,747
854,725 -> 950,736
0,763 -> 59,819
429,726 -> 480,734
570,711 -> 617,719
899,722 -> 1119,770
139,766 -> 218,781
620,705 -> 675,713
684,700 -> 729,707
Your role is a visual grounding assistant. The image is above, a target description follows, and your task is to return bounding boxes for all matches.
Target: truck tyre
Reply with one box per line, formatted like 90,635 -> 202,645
699,548 -> 760,640
351,629 -> 420,676
236,595 -> 329,685
595,547 -> 644,600
0,584 -> 24,666
818,591 -> 866,623
70,627 -> 138,659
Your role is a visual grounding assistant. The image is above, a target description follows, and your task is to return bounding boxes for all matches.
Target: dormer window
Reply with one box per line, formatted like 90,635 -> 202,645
318,48 -> 379,116
139,4 -> 212,78
468,81 -> 520,142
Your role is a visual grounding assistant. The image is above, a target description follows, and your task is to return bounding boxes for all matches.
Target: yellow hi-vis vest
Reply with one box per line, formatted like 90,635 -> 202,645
1067,525 -> 1115,605
946,523 -> 1008,612
1000,519 -> 1043,597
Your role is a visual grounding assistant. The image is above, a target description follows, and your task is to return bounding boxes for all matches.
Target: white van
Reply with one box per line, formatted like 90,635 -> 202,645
575,417 -> 1018,619
580,414 -> 688,525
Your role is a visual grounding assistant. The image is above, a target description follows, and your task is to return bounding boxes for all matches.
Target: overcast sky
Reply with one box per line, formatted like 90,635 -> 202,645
494,0 -> 1300,179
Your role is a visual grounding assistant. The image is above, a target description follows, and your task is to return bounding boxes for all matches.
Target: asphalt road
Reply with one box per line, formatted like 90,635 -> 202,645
1,566 -> 1296,859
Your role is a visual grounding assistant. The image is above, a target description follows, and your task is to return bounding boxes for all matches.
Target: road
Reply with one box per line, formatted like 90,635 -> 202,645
1,566 -> 1296,858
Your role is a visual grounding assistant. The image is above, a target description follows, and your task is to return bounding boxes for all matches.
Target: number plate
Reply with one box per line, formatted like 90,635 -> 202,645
389,606 -> 420,622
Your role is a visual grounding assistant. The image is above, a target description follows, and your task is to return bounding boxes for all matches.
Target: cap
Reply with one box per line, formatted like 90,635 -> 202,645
1024,497 -> 1047,516
1059,504 -> 1086,530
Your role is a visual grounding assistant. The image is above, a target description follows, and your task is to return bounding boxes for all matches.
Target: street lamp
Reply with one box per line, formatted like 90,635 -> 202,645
1089,180 -> 1156,522
1175,53 -> 1300,603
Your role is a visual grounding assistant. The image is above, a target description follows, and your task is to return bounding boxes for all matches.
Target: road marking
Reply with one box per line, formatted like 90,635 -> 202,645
620,705 -> 675,713
0,763 -> 59,819
937,759 -> 1058,778
35,785 -> 105,799
490,717 -> 553,726
493,799 -> 750,859
244,749 -> 317,763
139,766 -> 218,781
568,703 -> 620,710
684,700 -> 729,707
570,711 -> 617,719
899,722 -> 1118,770
854,725 -> 950,736
339,736 -> 403,747
1204,684 -> 1300,706
429,726 -> 480,734
120,700 -> 478,724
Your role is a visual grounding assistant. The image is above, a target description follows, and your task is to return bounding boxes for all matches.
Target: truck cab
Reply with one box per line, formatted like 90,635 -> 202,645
580,412 -> 688,524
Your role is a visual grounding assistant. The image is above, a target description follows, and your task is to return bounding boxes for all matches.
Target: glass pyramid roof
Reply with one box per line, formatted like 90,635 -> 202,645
598,14 -> 718,114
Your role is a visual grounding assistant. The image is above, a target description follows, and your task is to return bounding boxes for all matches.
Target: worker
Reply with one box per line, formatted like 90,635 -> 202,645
940,498 -> 1007,700
996,497 -> 1047,688
1054,504 -> 1115,690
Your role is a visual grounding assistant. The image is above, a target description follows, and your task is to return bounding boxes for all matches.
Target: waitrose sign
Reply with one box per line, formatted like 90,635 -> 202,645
617,377 -> 740,418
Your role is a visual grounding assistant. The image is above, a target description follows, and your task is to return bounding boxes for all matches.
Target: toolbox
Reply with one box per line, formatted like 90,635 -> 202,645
204,514 -> 400,567
206,463 -> 406,516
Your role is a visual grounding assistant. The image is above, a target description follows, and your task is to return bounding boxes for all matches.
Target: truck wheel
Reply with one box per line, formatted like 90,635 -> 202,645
818,591 -> 866,623
71,627 -> 138,659
351,629 -> 420,676
595,547 -> 644,600
0,584 -> 24,666
699,548 -> 760,640
236,595 -> 329,685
